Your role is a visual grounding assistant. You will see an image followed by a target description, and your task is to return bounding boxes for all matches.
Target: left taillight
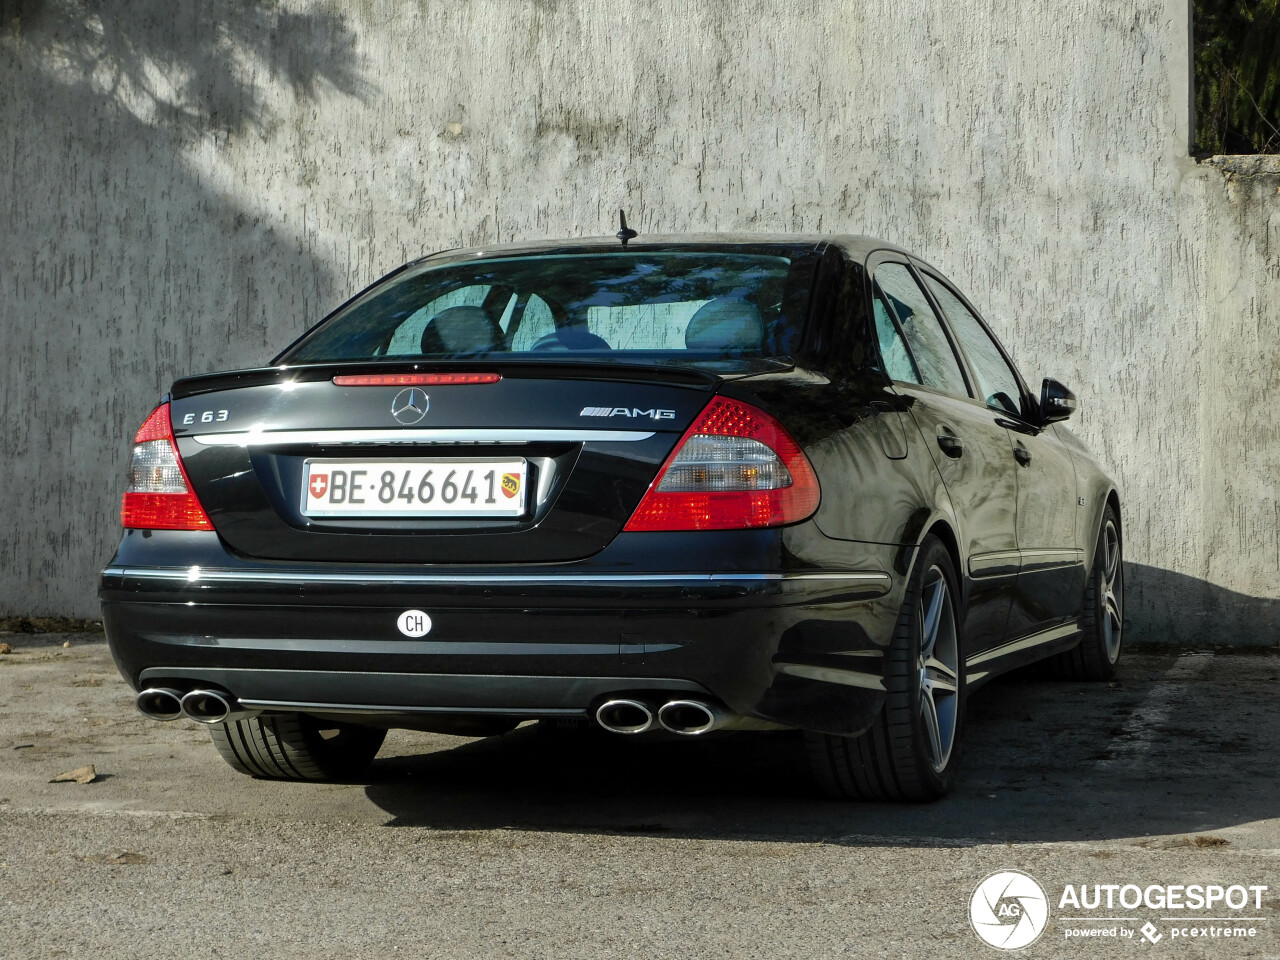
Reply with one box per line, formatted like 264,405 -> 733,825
623,396 -> 820,532
120,403 -> 214,531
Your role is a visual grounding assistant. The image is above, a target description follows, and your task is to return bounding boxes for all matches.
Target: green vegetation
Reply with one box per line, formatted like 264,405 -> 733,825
1195,0 -> 1280,154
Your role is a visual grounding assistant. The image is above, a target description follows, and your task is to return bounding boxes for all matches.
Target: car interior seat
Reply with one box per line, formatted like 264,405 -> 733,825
683,298 -> 764,352
420,305 -> 502,356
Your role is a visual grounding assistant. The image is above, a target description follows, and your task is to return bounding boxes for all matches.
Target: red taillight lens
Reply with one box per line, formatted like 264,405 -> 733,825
333,373 -> 501,386
623,397 -> 820,532
120,403 -> 214,531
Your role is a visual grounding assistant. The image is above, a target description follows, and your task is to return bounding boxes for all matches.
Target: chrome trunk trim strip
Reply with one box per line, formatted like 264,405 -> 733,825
189,428 -> 656,446
102,566 -> 893,593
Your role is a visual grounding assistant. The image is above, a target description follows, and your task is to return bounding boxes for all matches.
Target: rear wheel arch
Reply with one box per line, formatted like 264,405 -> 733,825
925,521 -> 962,583
807,532 -> 967,801
1105,491 -> 1122,539
1082,488 -> 1122,580
893,517 -> 968,660
1049,498 -> 1123,680
916,519 -> 966,619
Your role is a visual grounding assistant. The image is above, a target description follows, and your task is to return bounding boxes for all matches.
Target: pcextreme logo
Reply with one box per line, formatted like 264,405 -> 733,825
970,870 -> 1050,950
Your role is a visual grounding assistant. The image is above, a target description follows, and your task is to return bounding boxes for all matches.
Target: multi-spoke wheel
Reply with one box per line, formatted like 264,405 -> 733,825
1050,504 -> 1123,681
917,566 -> 960,774
806,534 -> 967,801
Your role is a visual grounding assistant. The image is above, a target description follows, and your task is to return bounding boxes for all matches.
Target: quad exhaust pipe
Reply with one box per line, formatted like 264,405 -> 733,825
657,699 -> 727,736
140,685 -> 757,734
594,697 -> 739,736
180,689 -> 260,724
135,687 -> 184,722
595,699 -> 656,735
134,686 -> 259,724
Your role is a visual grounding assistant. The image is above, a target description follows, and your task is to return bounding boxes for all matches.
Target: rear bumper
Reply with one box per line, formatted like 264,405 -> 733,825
99,531 -> 907,736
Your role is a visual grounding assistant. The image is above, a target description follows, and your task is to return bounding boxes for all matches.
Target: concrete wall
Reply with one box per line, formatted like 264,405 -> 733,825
1,0 -> 1276,643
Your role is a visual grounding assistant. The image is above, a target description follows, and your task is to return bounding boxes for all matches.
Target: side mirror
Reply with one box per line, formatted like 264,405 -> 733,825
1040,378 -> 1077,423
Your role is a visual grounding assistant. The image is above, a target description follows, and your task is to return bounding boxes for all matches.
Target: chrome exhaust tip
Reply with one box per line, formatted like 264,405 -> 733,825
135,687 -> 184,722
657,699 -> 725,736
180,689 -> 259,725
595,699 -> 656,735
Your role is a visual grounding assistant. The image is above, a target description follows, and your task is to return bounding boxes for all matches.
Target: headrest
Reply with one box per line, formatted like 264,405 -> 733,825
420,305 -> 500,356
684,298 -> 764,352
533,327 -> 612,351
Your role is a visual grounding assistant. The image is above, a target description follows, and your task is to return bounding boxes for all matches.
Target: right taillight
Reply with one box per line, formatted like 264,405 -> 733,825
623,396 -> 820,531
120,403 -> 214,531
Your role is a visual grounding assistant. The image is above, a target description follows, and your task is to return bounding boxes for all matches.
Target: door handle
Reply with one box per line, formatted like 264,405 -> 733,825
1013,443 -> 1032,466
936,428 -> 964,458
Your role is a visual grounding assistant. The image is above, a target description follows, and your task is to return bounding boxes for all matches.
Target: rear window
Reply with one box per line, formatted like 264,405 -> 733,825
278,252 -> 815,365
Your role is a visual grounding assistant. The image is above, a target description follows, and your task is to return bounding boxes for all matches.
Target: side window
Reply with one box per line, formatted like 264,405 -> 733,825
924,275 -> 1024,417
874,263 -> 969,396
872,286 -> 921,384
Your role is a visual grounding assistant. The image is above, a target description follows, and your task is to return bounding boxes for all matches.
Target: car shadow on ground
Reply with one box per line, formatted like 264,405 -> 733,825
364,648 -> 1279,845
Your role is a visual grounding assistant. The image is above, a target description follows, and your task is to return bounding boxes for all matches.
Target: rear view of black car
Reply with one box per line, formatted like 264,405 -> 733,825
100,233 -> 1124,801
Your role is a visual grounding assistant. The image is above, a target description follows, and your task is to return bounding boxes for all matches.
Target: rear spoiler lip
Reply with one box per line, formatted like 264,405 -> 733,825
169,358 -> 796,400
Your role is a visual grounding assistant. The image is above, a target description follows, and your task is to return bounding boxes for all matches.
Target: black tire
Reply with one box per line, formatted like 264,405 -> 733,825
208,713 -> 386,781
1049,504 -> 1123,681
805,535 -> 966,802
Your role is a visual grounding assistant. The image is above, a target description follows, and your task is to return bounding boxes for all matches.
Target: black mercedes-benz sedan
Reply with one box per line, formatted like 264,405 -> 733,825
100,232 -> 1123,801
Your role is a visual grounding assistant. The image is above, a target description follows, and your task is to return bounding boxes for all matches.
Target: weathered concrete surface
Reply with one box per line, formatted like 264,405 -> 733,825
0,636 -> 1278,957
0,2 -> 1277,642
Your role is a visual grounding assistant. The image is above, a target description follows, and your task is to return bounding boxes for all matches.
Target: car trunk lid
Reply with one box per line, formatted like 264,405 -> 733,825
170,362 -> 745,563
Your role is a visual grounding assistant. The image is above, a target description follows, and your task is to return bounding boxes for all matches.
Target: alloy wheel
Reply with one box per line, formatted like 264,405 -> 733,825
917,565 -> 960,773
1101,520 -> 1123,663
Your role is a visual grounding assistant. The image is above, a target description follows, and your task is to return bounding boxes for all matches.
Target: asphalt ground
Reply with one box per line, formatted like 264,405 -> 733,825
0,634 -> 1276,959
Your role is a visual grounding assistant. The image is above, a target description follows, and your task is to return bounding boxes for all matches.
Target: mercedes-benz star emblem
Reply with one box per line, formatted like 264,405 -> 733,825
390,387 -> 429,425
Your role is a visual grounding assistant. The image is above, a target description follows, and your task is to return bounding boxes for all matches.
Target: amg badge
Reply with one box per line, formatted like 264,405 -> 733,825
580,406 -> 676,420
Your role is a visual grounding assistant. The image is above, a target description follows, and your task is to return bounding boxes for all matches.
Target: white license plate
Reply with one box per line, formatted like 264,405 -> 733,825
301,459 -> 528,518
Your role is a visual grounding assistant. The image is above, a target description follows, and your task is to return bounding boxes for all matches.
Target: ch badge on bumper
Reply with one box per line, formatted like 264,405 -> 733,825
397,610 -> 433,637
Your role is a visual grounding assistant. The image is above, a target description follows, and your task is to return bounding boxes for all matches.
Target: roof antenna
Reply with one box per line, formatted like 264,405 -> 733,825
616,209 -> 638,246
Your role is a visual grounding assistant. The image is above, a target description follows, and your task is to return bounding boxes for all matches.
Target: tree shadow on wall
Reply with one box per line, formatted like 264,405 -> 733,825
1,0 -> 370,137
0,0 -> 374,613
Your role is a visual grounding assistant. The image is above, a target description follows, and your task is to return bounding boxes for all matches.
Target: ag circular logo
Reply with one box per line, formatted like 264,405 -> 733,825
970,870 -> 1049,950
390,387 -> 429,425
396,609 -> 432,637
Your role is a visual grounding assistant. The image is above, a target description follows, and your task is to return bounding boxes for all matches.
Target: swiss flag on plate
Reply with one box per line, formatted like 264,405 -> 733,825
309,474 -> 329,499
